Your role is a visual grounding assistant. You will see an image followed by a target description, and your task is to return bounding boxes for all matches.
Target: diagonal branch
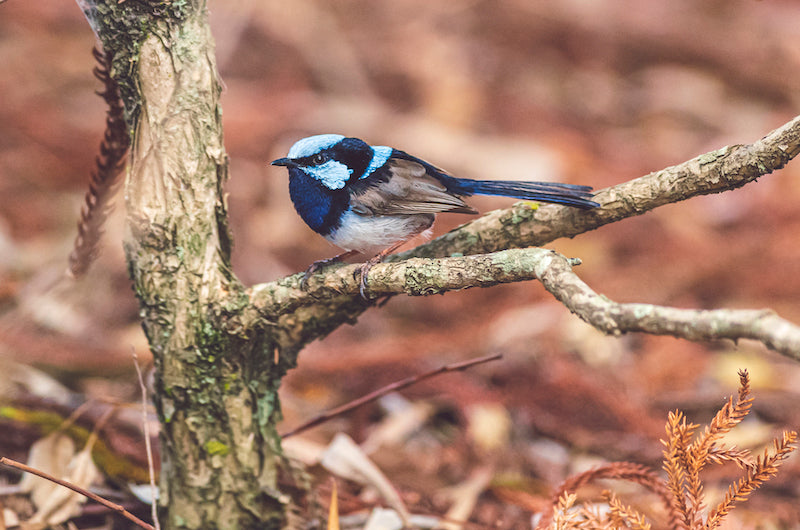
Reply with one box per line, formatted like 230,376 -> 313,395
395,113 -> 800,260
280,353 -> 502,438
532,251 -> 800,361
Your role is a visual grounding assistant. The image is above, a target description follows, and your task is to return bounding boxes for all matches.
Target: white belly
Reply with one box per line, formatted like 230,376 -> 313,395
325,210 -> 434,255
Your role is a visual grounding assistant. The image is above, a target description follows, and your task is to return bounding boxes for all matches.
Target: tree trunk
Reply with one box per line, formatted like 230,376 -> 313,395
83,1 -> 301,527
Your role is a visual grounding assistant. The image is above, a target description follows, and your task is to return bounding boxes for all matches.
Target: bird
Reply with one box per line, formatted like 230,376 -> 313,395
271,134 -> 599,298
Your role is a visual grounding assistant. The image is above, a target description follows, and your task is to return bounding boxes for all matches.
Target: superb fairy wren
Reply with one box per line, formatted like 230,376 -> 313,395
272,134 -> 598,298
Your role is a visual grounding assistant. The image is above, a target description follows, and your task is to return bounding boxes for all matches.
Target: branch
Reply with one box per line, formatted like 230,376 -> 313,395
0,456 -> 155,530
533,251 -> 800,361
252,247 -> 800,360
397,113 -> 800,259
280,353 -> 502,438
249,249 -> 580,314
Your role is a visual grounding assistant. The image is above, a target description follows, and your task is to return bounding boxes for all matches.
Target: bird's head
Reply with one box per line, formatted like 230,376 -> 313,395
271,134 -> 393,190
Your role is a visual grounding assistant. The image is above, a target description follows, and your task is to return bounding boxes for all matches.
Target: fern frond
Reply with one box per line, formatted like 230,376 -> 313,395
661,410 -> 694,530
705,430 -> 797,529
68,46 -> 130,277
705,444 -> 752,469
606,491 -> 651,530
684,370 -> 753,526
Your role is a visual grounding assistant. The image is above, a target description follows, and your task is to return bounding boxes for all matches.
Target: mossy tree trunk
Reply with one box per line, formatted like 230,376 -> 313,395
83,1 -> 312,527
86,0 -> 376,526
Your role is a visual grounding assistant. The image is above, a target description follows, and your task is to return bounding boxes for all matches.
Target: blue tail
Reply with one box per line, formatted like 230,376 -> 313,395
445,177 -> 599,210
392,150 -> 600,209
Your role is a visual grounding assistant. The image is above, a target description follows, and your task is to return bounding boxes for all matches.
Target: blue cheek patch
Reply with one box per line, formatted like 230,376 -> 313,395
362,146 -> 392,179
288,134 -> 344,158
303,160 -> 353,190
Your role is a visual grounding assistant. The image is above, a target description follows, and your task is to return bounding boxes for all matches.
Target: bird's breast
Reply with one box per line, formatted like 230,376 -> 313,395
325,210 -> 435,255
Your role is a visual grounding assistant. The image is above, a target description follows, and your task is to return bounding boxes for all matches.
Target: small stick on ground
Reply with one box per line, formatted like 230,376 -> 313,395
0,456 -> 155,530
281,353 -> 502,439
133,349 -> 161,530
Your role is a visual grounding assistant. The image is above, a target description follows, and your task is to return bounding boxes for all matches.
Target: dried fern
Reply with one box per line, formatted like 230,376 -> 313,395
705,430 -> 797,529
606,491 -> 651,530
660,369 -> 795,529
537,369 -> 796,530
661,410 -> 697,530
685,369 -> 753,524
68,46 -> 130,277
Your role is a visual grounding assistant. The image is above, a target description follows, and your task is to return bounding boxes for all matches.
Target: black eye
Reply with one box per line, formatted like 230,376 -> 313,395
312,153 -> 327,165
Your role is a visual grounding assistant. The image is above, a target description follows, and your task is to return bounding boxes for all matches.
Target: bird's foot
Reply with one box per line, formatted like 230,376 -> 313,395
354,255 -> 385,300
300,250 -> 358,290
355,258 -> 384,300
353,240 -> 411,299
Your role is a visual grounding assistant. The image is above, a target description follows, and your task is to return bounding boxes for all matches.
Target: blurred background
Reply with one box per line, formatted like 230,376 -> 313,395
2,0 -> 800,527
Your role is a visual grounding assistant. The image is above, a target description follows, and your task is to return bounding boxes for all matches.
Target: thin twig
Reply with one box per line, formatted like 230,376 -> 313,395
280,353 -> 502,438
531,251 -> 800,361
0,456 -> 155,530
133,349 -> 160,530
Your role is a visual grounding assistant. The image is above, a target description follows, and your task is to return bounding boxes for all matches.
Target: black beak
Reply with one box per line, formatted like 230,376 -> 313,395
271,157 -> 296,167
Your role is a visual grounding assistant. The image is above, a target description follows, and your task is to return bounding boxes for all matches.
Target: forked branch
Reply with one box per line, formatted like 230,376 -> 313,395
247,114 -> 800,361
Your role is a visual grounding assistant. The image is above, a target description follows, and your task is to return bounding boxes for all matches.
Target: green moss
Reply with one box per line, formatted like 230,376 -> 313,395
185,231 -> 206,256
697,148 -> 727,166
507,201 -> 538,224
256,392 -> 278,429
79,0 -> 196,126
205,440 -> 230,456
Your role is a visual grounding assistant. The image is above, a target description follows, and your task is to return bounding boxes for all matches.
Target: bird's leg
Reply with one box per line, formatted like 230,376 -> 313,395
356,241 -> 407,299
301,249 -> 360,289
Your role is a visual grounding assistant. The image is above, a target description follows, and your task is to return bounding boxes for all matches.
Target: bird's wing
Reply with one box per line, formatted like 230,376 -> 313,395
350,158 -> 477,216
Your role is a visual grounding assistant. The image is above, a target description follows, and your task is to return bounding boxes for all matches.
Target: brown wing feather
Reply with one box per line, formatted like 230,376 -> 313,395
351,158 -> 477,216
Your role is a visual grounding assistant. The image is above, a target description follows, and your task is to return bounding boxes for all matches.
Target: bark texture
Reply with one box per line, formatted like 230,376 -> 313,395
83,1 -> 295,527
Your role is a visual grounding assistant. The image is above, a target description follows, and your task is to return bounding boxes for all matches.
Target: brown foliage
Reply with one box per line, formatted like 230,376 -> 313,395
537,370 -> 796,529
67,47 -> 129,278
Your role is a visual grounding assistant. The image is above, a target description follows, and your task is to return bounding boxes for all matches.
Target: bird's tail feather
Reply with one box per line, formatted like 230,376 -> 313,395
448,178 -> 599,210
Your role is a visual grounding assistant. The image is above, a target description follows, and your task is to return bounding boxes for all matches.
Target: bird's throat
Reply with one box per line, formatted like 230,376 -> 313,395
288,169 -> 348,235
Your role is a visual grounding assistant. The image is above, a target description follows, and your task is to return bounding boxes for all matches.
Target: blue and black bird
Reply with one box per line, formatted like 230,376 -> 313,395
271,134 -> 598,297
